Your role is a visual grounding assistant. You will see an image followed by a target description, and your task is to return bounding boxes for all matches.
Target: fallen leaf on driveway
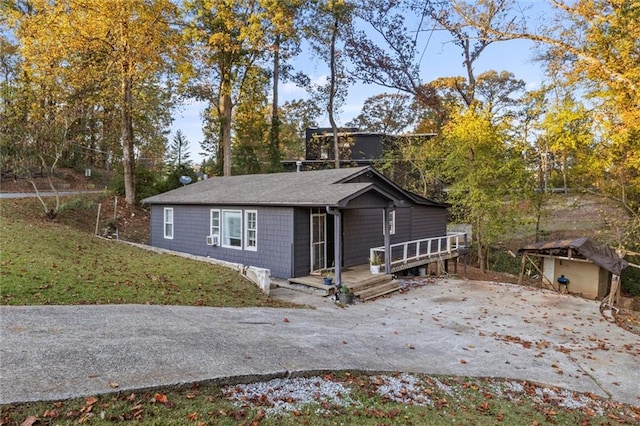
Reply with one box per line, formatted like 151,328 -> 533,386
282,317 -> 289,323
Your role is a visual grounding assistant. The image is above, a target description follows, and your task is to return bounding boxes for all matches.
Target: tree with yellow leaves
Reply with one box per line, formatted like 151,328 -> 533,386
5,0 -> 181,204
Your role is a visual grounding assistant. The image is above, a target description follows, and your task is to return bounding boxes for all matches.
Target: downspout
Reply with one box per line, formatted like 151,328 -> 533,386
383,205 -> 392,273
326,206 -> 342,286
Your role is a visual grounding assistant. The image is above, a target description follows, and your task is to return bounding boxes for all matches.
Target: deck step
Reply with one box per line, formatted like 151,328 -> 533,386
348,273 -> 394,292
354,279 -> 402,301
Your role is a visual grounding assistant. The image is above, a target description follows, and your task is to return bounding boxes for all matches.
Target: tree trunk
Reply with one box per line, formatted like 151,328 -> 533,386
269,34 -> 282,172
477,217 -> 485,273
328,18 -> 340,169
221,91 -> 232,176
562,154 -> 568,195
121,73 -> 136,204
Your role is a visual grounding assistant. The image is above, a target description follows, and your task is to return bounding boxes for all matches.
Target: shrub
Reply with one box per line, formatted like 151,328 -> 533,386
621,265 -> 640,297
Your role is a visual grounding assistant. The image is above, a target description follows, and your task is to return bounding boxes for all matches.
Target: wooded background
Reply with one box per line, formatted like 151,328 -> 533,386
1,0 -> 638,267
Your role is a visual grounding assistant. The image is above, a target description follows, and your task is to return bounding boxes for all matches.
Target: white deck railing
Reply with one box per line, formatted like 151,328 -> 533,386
370,232 -> 467,272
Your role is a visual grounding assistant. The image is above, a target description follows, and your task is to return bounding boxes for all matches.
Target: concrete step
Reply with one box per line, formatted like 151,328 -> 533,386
354,280 -> 402,301
277,280 -> 334,296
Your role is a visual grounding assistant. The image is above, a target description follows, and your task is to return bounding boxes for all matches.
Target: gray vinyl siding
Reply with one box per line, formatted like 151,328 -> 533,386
150,205 -> 294,279
292,208 -> 312,277
411,205 -> 447,238
342,205 -> 447,268
343,209 -> 384,267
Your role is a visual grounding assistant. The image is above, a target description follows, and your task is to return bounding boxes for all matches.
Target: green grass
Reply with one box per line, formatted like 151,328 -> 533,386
0,197 -> 294,308
2,372 -> 637,425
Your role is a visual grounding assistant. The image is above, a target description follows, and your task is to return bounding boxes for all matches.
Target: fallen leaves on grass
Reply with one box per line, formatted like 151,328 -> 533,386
20,416 -> 38,426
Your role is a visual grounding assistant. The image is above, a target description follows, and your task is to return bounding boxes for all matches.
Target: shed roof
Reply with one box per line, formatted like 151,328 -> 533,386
142,166 -> 445,209
519,237 -> 628,275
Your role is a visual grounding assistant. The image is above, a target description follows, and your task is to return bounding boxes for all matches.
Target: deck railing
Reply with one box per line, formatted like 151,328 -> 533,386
370,232 -> 467,272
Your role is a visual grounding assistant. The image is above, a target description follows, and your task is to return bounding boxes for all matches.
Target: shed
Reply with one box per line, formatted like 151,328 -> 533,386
518,237 -> 628,299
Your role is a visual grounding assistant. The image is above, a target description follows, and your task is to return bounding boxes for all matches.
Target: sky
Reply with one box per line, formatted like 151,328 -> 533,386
172,3 -> 551,163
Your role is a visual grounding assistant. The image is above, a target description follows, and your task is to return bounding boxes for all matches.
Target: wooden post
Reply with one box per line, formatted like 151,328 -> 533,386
95,203 -> 102,236
518,253 -> 527,285
334,210 -> 342,286
383,206 -> 392,274
609,275 -> 621,306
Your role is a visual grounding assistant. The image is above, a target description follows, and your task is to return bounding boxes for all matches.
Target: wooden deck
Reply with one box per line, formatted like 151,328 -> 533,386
387,251 -> 460,274
371,232 -> 466,274
286,263 -> 401,300
283,232 -> 467,301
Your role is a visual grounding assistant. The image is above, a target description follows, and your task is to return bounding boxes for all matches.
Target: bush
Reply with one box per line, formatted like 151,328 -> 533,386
621,265 -> 640,297
58,196 -> 97,213
110,167 -> 159,203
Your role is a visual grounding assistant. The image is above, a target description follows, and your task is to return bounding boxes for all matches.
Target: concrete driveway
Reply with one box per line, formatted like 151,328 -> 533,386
1,278 -> 638,406
0,190 -> 104,199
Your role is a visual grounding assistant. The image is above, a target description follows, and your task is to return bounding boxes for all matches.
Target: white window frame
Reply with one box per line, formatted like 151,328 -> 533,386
221,209 -> 243,249
244,210 -> 258,251
383,210 -> 396,235
210,209 -> 220,239
163,207 -> 174,239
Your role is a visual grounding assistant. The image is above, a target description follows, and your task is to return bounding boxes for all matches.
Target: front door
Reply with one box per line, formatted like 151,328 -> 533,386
310,212 -> 327,273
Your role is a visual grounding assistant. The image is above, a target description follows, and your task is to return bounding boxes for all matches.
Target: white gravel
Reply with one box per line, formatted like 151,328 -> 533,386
370,373 -> 432,406
221,376 -> 355,416
222,373 -> 635,420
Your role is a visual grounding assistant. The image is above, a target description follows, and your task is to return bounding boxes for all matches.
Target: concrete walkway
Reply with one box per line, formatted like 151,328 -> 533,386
1,278 -> 638,406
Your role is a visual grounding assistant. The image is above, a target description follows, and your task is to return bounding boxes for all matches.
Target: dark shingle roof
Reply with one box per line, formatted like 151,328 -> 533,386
142,166 -> 382,207
519,237 -> 628,275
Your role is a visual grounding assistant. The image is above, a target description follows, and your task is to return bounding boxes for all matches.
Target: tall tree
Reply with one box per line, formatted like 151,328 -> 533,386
232,65 -> 270,174
278,98 -> 322,160
166,130 -> 192,167
419,0 -> 524,106
431,70 -> 526,122
305,0 -> 354,168
184,0 -> 272,176
346,93 -> 420,134
344,0 -> 432,105
5,0 -> 181,204
263,0 -> 305,172
441,106 -> 532,272
449,0 -> 640,244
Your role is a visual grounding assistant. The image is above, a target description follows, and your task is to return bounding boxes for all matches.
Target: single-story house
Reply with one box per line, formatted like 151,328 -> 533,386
142,166 -> 451,284
517,237 -> 629,299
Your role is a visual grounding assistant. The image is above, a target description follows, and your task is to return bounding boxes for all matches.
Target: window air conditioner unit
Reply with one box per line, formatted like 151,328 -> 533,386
206,234 -> 219,246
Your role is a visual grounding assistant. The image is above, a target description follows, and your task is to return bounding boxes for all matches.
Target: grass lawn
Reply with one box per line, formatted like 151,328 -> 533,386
2,372 -> 638,425
0,196 -> 294,308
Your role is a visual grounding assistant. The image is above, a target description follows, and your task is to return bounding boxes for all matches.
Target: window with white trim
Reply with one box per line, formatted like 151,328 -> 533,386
222,210 -> 242,248
210,209 -> 220,238
163,208 -> 174,239
244,210 -> 257,251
